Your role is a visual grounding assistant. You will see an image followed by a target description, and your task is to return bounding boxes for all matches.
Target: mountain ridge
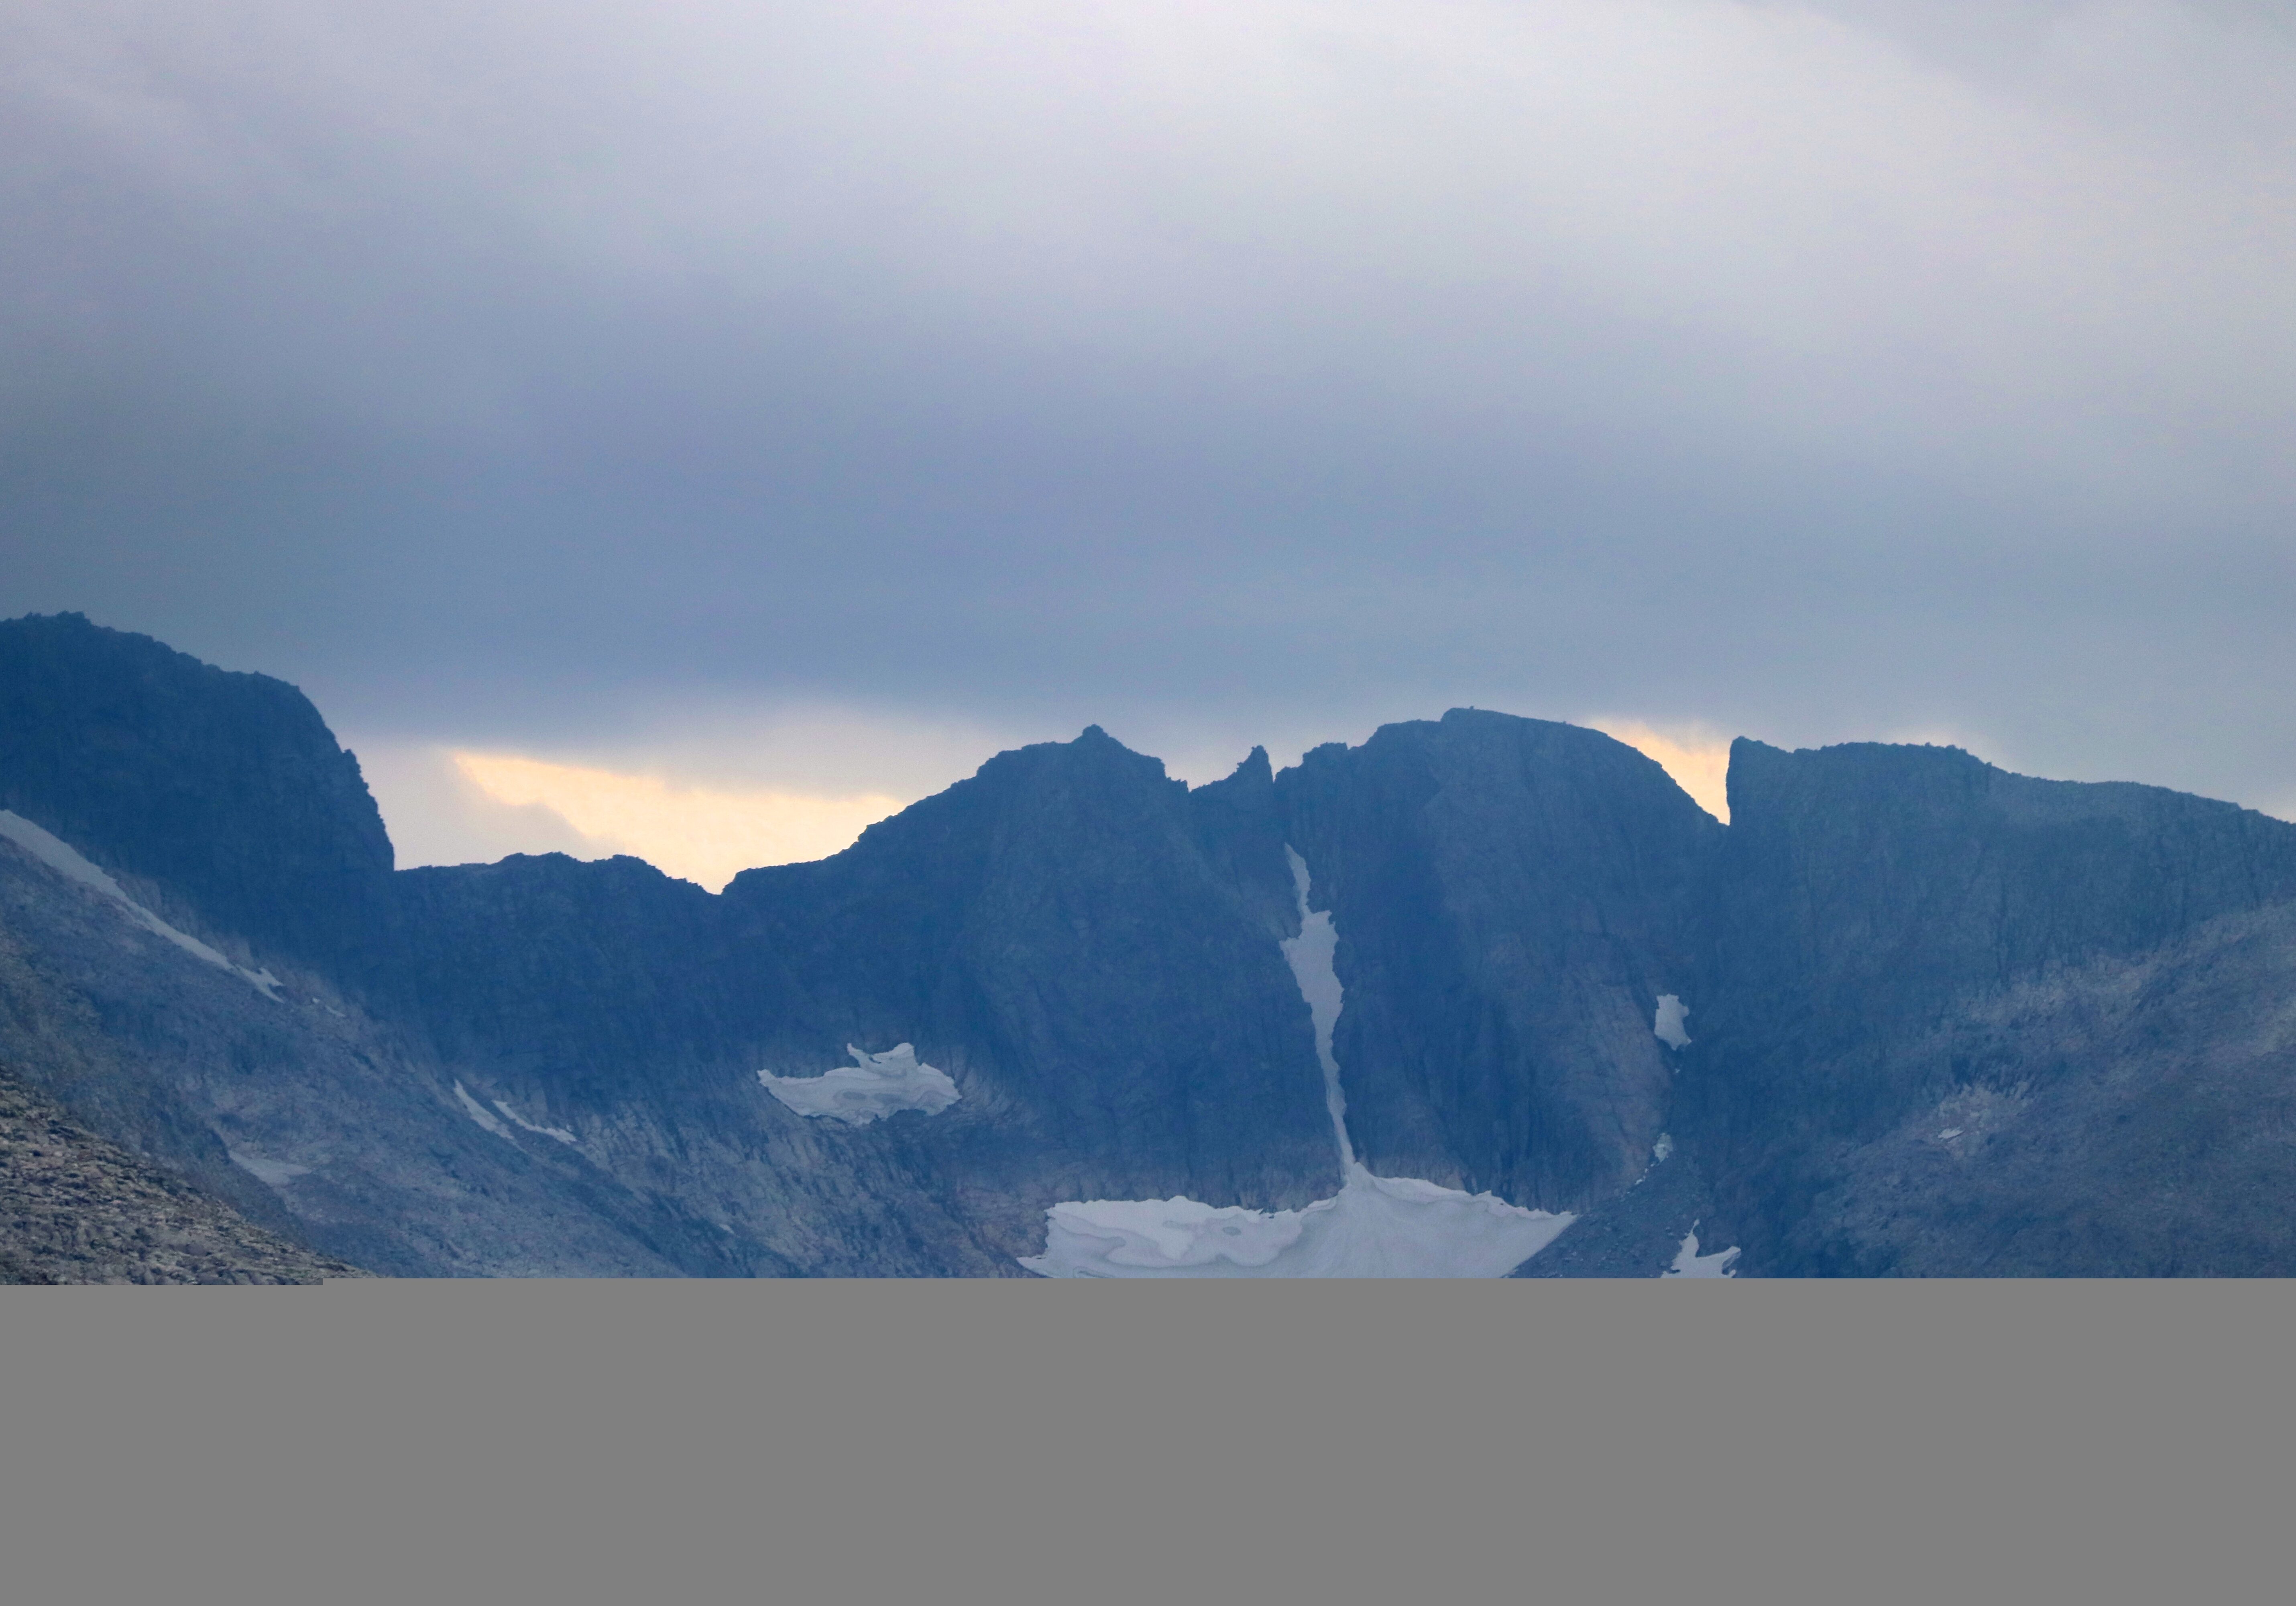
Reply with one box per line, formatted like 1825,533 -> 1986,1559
7,611 -> 2295,1277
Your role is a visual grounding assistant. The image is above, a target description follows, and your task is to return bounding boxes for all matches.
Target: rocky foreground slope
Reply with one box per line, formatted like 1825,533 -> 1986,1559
0,1062 -> 364,1283
6,610 -> 2296,1276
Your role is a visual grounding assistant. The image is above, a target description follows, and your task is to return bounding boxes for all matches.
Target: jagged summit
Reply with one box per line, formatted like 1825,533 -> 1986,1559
11,615 -> 2296,1278
0,611 -> 394,976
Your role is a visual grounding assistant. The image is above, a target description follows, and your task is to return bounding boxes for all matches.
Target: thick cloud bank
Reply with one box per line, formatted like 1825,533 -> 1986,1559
4,4 -> 2295,814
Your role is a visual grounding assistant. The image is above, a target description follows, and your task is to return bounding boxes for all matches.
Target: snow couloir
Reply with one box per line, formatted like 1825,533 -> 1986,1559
1020,848 -> 1577,1278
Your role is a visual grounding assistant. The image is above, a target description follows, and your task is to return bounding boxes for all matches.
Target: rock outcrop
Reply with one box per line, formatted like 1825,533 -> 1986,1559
380,727 -> 1341,1270
1276,709 -> 1720,1210
1681,739 -> 2296,1274
0,614 -> 394,979
12,611 -> 2296,1276
0,1061 -> 368,1284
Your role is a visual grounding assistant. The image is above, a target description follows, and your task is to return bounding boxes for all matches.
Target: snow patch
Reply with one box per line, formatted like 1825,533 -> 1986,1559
1280,846 -> 1352,1160
495,1098 -> 578,1144
1030,1196 -> 1305,1271
760,1043 -> 960,1125
1652,1132 -> 1675,1164
0,809 -> 284,1000
454,1081 -> 515,1140
1664,1223 -> 1740,1278
1653,994 -> 1691,1050
1021,844 -> 1575,1278
230,1150 -> 312,1187
1021,1170 -> 1574,1278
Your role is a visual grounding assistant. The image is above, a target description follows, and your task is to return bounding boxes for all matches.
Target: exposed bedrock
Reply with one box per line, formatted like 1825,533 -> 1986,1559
1680,738 -> 2296,1275
15,611 -> 2296,1276
0,614 -> 395,980
1275,709 -> 1721,1213
384,726 -> 1343,1265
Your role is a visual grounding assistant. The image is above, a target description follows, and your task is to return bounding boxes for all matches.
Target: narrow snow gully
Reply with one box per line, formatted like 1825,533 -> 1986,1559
0,809 -> 284,999
1020,846 -> 1575,1278
1278,846 -> 1354,1170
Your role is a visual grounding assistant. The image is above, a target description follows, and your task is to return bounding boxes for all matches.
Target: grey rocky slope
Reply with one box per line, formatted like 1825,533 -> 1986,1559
1675,739 -> 2296,1276
0,1060 -> 367,1284
0,825 -> 779,1277
9,610 -> 2296,1276
1787,902 -> 2296,1276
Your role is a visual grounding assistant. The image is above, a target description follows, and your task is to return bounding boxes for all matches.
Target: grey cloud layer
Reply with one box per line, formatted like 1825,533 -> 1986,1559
4,2 -> 2294,806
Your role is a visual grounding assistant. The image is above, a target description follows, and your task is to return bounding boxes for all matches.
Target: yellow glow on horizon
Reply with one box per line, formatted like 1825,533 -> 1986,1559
451,751 -> 905,891
1590,721 -> 1733,823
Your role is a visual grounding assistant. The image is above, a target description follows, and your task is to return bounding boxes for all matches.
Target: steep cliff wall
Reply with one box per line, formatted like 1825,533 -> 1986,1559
1685,739 -> 2296,1273
17,613 -> 2296,1276
1275,709 -> 1720,1211
0,613 -> 394,978
367,727 -> 1340,1266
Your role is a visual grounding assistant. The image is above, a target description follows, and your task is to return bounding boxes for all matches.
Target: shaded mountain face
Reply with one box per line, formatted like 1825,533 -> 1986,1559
9,610 -> 2296,1276
1776,901 -> 2296,1276
1681,740 -> 2296,1274
0,614 -> 393,979
712,732 -> 1339,1212
0,829 -> 783,1279
372,731 -> 1343,1269
1276,710 -> 1719,1211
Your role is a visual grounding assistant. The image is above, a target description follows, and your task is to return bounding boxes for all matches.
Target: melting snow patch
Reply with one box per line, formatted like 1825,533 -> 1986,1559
230,1150 -> 312,1187
0,809 -> 284,1000
760,1043 -> 960,1125
1020,1167 -> 1574,1279
494,1098 -> 578,1144
454,1081 -> 515,1141
1653,994 -> 1692,1050
1652,1132 -> 1675,1164
1664,1223 -> 1740,1278
1029,1196 -> 1305,1271
1938,1128 -> 1963,1141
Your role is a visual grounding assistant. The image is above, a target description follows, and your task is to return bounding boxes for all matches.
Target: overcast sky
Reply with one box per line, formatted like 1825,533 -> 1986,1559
6,2 -> 2294,871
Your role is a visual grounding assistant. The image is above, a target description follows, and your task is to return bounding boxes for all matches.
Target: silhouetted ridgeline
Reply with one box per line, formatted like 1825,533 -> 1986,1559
7,610 -> 2296,1278
0,613 -> 393,979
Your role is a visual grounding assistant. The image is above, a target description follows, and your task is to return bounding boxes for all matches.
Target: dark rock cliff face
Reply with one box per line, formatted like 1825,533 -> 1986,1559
388,852 -> 735,1100
382,728 -> 1340,1266
14,611 -> 2296,1277
715,728 -> 1337,1211
1683,739 -> 2296,1274
1276,709 -> 1720,1211
0,614 -> 394,978
0,616 -> 1348,1275
1187,746 -> 1302,942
